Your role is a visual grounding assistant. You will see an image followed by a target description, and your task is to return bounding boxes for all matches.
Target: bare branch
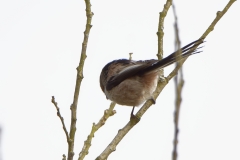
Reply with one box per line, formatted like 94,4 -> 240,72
129,53 -> 133,60
167,0 -> 236,81
51,96 -> 70,143
157,0 -> 172,60
78,102 -> 116,160
170,1 -> 237,159
172,2 -> 183,160
200,0 -> 236,39
67,0 -> 93,160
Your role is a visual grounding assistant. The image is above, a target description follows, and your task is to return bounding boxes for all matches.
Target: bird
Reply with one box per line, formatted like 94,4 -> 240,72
100,39 -> 203,117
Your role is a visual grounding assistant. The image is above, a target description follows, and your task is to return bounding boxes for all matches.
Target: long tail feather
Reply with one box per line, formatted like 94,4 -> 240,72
140,39 -> 204,74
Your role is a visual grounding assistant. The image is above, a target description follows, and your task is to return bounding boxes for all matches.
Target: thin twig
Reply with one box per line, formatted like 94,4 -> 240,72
129,53 -> 133,60
169,1 -> 237,159
167,0 -> 236,81
172,2 -> 183,160
67,0 -> 93,160
78,102 -> 116,160
157,0 -> 172,60
51,96 -> 70,143
201,0 -> 236,39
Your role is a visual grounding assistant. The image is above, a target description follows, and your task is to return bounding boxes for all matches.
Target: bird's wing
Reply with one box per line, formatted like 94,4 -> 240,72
106,60 -> 157,91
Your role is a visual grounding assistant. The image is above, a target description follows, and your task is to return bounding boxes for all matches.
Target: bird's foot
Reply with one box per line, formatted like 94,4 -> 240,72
150,97 -> 156,104
130,106 -> 135,119
130,106 -> 140,122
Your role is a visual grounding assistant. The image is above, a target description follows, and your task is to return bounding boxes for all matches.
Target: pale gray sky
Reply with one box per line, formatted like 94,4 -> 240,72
0,0 -> 239,160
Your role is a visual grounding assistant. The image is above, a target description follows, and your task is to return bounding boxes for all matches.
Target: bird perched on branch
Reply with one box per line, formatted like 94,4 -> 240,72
100,39 -> 203,117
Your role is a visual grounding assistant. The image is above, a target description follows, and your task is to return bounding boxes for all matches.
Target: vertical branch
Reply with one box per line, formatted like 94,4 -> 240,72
156,0 -> 172,60
156,0 -> 172,77
170,1 -> 236,160
68,0 -> 93,160
172,3 -> 182,160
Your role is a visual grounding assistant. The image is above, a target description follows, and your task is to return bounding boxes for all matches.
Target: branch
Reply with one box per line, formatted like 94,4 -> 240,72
200,0 -> 237,39
129,52 -> 133,60
78,102 -> 116,160
170,1 -> 237,159
172,2 -> 183,160
67,0 -> 93,160
51,96 -> 70,143
167,0 -> 236,81
157,0 -> 172,60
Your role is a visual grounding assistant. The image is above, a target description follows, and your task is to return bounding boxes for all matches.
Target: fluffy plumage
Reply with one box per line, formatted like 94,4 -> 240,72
100,39 -> 203,106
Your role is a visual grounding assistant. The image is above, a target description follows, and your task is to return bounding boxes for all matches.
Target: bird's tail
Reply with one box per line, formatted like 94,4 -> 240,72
141,39 -> 204,74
